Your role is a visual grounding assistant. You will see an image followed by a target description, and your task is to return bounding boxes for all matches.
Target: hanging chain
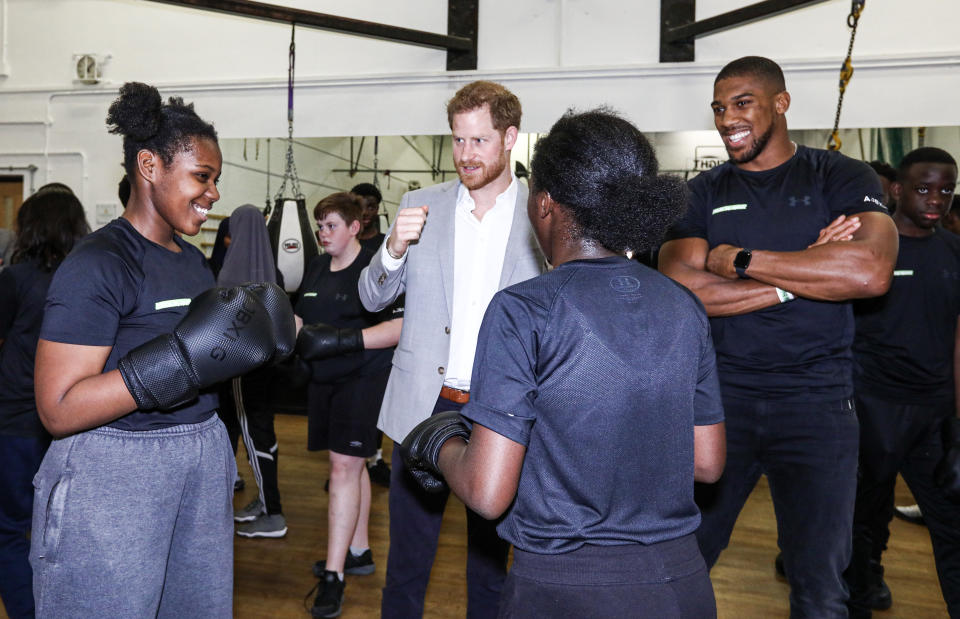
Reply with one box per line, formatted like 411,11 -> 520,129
373,136 -> 380,189
264,137 -> 272,216
828,1 -> 865,151
274,22 -> 304,202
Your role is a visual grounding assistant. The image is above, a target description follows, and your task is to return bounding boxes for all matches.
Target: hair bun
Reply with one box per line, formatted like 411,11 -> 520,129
106,82 -> 162,141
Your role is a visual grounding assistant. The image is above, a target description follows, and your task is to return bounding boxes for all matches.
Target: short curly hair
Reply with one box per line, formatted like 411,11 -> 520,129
446,81 -> 521,132
530,108 -> 687,254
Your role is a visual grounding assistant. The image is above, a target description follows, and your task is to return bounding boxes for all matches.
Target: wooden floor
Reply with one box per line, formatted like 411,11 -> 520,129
4,413 -> 948,618
230,414 -> 949,618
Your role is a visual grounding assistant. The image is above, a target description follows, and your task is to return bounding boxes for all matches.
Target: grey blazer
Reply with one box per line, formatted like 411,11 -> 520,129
359,179 -> 545,442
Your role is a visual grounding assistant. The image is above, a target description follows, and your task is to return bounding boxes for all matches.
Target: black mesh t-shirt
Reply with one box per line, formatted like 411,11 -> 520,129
462,256 -> 724,554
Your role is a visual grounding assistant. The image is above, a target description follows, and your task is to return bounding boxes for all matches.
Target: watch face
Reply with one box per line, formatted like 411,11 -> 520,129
734,249 -> 752,270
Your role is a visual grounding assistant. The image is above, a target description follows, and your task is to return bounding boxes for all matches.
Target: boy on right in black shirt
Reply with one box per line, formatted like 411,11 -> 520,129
847,147 -> 960,618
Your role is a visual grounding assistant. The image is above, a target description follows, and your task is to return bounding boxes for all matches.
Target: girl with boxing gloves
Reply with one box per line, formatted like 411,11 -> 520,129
402,109 -> 726,618
31,82 -> 294,617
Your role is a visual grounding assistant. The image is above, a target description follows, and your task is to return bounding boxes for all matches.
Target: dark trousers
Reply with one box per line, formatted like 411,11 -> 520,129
381,397 -> 510,619
694,396 -> 859,619
500,535 -> 715,619
0,433 -> 49,619
848,393 -> 960,617
229,373 -> 282,514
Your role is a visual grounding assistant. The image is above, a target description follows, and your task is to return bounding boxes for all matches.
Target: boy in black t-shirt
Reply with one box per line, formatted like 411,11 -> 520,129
847,148 -> 960,618
660,56 -> 899,617
295,193 -> 402,618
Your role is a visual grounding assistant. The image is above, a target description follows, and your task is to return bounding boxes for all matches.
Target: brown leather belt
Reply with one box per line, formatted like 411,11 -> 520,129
439,385 -> 470,404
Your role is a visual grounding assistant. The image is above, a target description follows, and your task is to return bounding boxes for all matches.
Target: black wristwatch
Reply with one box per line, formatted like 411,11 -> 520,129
734,248 -> 752,279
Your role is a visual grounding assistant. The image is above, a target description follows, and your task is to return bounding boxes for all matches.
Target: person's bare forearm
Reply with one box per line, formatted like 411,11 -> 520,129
705,212 -> 898,301
660,259 -> 782,317
738,242 -> 892,300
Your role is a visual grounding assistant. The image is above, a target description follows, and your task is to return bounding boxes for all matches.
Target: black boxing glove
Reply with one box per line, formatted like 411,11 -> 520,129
400,411 -> 471,493
296,323 -> 363,361
243,282 -> 296,363
935,416 -> 960,502
118,286 -> 278,411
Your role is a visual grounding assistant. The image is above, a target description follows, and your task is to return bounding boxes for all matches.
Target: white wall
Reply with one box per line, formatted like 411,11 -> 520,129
1,0 -> 959,232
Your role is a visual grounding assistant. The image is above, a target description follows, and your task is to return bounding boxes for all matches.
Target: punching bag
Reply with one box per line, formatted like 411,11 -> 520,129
267,197 -> 318,293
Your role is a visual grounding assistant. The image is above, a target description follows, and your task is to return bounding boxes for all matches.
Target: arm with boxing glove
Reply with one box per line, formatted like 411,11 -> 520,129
36,283 -> 295,438
295,317 -> 402,361
401,412 -> 526,520
934,316 -> 960,501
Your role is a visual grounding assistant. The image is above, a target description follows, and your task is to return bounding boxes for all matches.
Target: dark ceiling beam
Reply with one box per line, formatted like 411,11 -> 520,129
661,0 -> 832,62
145,0 -> 475,64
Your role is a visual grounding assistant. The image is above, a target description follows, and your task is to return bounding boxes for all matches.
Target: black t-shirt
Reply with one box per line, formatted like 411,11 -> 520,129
358,232 -> 385,254
41,218 -> 218,431
853,230 -> 960,404
0,259 -> 53,437
295,248 -> 402,382
463,256 -> 724,554
665,146 -> 886,401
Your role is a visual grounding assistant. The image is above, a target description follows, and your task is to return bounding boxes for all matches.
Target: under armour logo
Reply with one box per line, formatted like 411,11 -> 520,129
335,293 -> 349,301
788,195 -> 811,207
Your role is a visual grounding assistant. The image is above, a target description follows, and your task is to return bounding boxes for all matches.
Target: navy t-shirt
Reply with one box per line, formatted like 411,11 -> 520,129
665,146 -> 887,401
0,259 -> 53,437
41,218 -> 218,431
359,232 -> 385,254
463,256 -> 724,554
853,230 -> 960,404
295,248 -> 402,383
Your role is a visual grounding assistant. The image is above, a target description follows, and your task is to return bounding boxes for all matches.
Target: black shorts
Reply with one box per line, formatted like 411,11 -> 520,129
306,368 -> 389,457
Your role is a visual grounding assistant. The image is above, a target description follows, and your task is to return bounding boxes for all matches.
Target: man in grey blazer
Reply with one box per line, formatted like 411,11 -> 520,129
359,81 -> 545,618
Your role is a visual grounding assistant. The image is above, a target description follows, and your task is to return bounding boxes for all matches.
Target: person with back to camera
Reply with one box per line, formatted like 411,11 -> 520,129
0,185 -> 88,619
657,56 -> 898,616
29,82 -> 295,618
358,80 -> 545,618
400,108 -> 727,618
294,192 -> 403,617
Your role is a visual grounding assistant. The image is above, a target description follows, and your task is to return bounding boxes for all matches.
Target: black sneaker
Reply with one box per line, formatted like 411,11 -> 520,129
867,560 -> 892,610
312,549 -> 375,577
367,458 -> 391,488
311,571 -> 345,618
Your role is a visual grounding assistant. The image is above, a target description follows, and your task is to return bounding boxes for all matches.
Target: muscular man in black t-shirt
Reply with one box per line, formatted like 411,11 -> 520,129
847,148 -> 960,618
660,56 -> 898,617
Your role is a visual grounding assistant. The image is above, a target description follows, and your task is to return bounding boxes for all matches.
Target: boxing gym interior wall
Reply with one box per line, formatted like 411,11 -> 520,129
1,0 -> 958,239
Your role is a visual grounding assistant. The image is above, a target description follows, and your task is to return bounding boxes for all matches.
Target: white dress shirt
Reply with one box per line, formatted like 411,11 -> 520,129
445,177 -> 518,390
378,176 -> 518,391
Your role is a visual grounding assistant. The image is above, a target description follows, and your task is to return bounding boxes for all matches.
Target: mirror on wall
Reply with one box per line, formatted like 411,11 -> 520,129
198,126 -> 960,257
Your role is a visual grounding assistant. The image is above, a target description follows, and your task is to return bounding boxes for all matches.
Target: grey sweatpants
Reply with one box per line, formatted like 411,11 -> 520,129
30,414 -> 236,618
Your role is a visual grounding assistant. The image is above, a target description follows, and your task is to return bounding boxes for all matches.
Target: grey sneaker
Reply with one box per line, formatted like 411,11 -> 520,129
236,513 -> 287,538
234,498 -> 264,523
